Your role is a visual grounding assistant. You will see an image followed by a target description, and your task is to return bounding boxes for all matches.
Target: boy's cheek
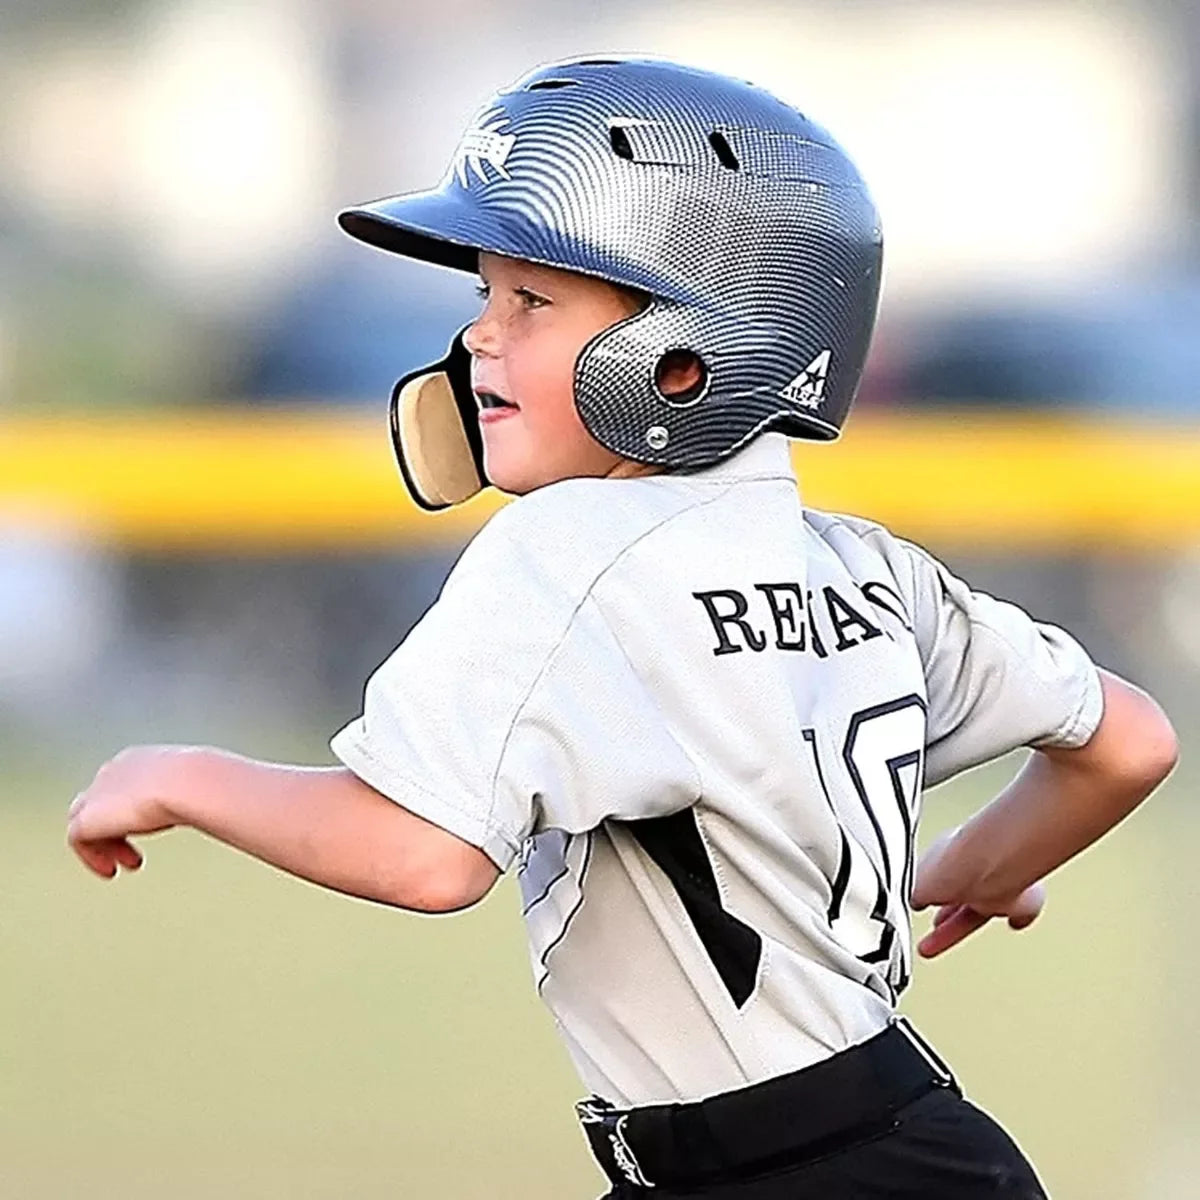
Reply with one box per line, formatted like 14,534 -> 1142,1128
481,426 -> 537,494
482,404 -> 612,492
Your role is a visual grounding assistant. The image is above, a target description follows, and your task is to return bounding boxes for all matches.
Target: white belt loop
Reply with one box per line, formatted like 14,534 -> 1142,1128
892,1014 -> 955,1087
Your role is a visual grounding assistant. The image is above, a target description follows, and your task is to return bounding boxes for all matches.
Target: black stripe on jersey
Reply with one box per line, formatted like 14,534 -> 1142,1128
624,809 -> 762,1009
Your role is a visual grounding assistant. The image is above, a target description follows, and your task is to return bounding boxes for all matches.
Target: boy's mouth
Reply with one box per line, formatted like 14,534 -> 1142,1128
476,391 -> 516,409
474,389 -> 519,419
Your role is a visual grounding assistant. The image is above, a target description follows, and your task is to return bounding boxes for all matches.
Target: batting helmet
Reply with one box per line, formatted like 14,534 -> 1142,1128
340,56 -> 883,509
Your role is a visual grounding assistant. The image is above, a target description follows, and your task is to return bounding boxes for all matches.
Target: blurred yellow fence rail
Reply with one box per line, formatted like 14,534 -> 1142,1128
2,410 -> 1198,551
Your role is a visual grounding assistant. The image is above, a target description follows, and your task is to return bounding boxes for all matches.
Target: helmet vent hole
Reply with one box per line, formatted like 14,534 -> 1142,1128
578,58 -> 621,66
655,349 -> 709,408
527,79 -> 578,91
708,131 -> 740,170
610,126 -> 634,161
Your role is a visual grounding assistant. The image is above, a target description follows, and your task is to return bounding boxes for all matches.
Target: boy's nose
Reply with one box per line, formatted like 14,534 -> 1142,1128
463,313 -> 499,358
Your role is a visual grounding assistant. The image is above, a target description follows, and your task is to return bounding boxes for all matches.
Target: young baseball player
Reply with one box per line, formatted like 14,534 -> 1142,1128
68,58 -> 1178,1198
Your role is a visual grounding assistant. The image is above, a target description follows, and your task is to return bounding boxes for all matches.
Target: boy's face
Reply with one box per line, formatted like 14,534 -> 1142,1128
464,252 -> 652,494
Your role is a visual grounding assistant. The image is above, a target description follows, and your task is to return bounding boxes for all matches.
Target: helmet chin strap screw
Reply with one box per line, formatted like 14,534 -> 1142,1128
646,426 -> 669,451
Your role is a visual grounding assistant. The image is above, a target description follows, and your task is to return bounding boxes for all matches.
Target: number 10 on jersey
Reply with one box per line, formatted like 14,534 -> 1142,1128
803,696 -> 926,997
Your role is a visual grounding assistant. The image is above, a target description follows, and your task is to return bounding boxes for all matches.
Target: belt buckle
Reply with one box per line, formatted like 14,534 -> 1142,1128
576,1099 -> 656,1188
892,1015 -> 956,1088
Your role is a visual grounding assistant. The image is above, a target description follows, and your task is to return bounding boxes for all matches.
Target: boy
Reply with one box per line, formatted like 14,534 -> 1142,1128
68,57 -> 1178,1198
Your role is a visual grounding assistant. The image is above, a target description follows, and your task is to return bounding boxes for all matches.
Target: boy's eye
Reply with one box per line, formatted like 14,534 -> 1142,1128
473,282 -> 549,309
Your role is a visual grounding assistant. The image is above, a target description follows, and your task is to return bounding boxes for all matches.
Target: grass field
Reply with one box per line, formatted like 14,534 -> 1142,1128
2,743 -> 1194,1199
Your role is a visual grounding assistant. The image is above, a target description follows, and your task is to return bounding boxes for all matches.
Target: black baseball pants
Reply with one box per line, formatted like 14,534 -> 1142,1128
599,1086 -> 1048,1198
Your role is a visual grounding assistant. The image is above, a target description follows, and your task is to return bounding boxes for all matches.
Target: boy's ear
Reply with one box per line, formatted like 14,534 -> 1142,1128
389,329 -> 487,511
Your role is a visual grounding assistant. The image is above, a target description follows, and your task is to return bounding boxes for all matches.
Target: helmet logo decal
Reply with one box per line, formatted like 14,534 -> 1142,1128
453,111 -> 516,187
780,349 -> 832,410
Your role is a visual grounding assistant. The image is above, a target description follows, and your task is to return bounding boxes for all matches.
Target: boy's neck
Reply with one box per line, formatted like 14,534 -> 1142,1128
604,459 -> 665,481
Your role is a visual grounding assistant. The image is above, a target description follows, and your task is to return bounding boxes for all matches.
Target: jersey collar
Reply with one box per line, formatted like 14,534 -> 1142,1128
684,432 -> 797,484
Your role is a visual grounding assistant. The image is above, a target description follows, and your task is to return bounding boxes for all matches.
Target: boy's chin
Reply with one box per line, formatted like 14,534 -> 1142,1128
482,450 -> 548,496
482,438 -> 613,495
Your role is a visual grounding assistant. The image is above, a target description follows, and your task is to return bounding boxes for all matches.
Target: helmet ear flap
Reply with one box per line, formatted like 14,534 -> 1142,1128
389,328 -> 488,510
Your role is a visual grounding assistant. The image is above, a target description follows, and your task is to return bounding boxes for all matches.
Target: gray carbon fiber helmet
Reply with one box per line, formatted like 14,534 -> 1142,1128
339,55 -> 882,497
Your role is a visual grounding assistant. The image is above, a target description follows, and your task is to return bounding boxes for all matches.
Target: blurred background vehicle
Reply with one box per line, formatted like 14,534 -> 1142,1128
2,2 -> 1198,1197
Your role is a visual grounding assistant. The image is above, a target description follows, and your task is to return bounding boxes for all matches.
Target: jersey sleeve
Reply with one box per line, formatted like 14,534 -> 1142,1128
329,500 -> 700,871
894,539 -> 1104,787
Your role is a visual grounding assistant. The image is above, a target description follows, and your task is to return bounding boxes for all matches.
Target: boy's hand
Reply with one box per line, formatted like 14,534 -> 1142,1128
912,829 -> 1045,959
67,746 -> 194,879
914,883 -> 1045,959
910,671 -> 1176,962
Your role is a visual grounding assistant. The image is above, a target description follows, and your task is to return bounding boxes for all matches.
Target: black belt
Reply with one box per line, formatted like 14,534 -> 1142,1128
577,1018 -> 959,1192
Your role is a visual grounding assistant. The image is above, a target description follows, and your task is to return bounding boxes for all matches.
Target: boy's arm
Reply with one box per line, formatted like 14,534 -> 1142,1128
66,746 -> 500,913
912,669 -> 1178,957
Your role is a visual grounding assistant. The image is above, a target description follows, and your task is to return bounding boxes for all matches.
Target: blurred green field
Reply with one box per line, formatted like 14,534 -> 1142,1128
1,747 -> 1194,1199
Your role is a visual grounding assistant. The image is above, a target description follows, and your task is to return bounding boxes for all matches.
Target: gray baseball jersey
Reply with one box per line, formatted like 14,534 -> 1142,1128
331,433 -> 1102,1107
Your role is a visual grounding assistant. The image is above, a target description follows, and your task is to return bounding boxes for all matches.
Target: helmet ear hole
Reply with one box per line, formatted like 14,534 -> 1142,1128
654,349 -> 709,408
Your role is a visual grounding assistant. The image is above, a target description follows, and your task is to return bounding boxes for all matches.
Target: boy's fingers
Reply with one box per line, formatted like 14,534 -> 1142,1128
69,837 -> 118,879
1006,883 -> 1045,929
918,907 -> 990,958
919,911 -> 985,958
110,839 -> 144,871
931,903 -> 960,928
1008,907 -> 1039,931
68,832 -> 142,878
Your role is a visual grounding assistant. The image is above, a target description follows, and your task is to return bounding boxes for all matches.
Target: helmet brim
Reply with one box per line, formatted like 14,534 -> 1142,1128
338,187 -> 701,305
338,189 -> 500,274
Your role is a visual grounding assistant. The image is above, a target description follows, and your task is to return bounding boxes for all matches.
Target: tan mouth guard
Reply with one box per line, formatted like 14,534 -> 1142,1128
388,329 -> 488,511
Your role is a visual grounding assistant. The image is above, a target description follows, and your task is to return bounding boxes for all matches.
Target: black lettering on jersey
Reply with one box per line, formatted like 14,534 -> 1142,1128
861,580 -> 912,631
692,589 -> 768,655
823,586 -> 885,652
753,583 -> 806,651
693,583 -> 896,659
623,809 -> 762,1008
804,590 -> 830,658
